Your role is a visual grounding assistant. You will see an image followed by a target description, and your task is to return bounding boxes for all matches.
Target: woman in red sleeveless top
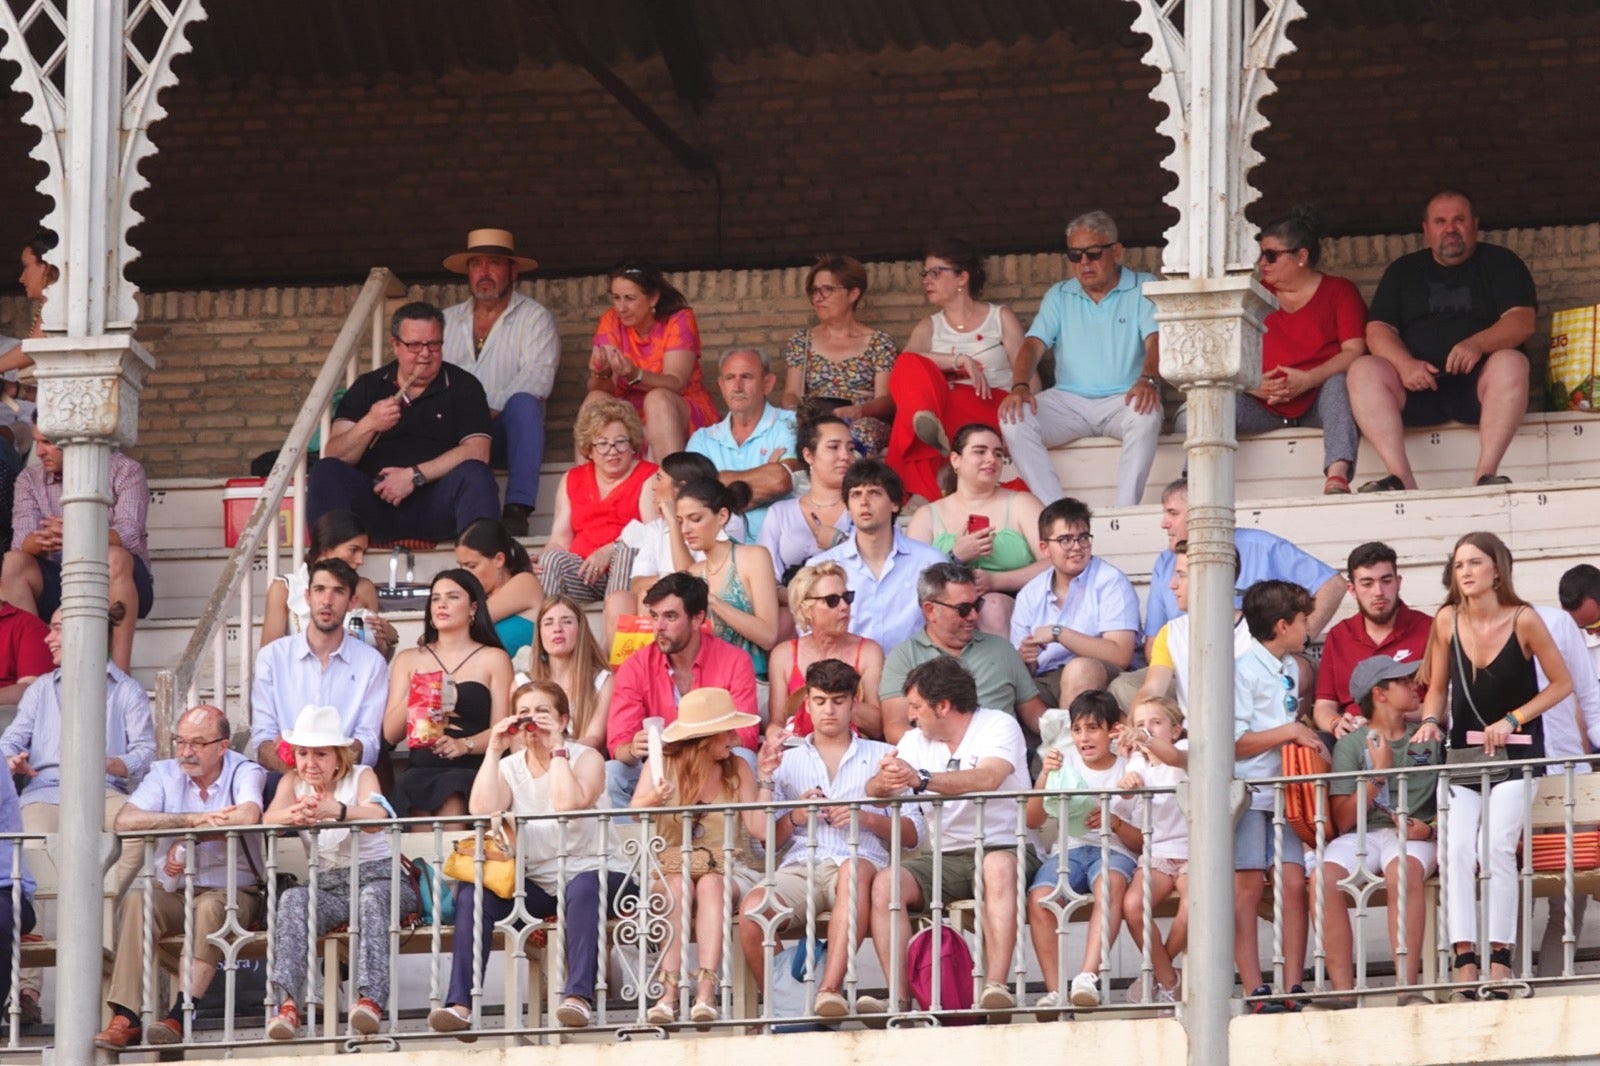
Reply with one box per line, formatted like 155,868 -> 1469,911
537,398 -> 657,604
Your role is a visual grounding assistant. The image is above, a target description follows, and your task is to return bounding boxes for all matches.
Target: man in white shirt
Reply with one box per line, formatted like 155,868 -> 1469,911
742,659 -> 920,1018
93,705 -> 265,1050
866,657 -> 1037,1014
250,559 -> 387,776
440,229 -> 561,534
1010,496 -> 1139,709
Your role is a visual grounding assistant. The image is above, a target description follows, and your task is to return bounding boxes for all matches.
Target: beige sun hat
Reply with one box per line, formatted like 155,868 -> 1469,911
442,228 -> 539,274
282,704 -> 355,748
661,688 -> 760,744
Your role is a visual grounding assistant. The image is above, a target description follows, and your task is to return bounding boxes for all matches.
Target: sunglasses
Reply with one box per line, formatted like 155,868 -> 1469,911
1281,673 -> 1300,715
930,597 -> 987,618
806,591 -> 856,609
1065,243 -> 1113,263
1258,247 -> 1301,264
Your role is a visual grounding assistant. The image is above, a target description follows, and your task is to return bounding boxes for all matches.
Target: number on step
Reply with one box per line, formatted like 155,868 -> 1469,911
1394,502 -> 1405,515
1537,493 -> 1548,506
1429,432 -> 1441,445
1108,518 -> 1120,532
1576,424 -> 1586,437
1286,440 -> 1296,453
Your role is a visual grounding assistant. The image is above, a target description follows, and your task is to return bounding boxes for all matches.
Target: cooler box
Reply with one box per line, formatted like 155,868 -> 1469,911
222,477 -> 297,548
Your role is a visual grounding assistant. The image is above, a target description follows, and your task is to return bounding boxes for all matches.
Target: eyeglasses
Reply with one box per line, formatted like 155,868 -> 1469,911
1258,248 -> 1301,264
919,266 -> 958,280
1045,532 -> 1094,549
174,736 -> 226,752
394,339 -> 444,354
930,597 -> 986,618
1065,243 -> 1114,263
591,437 -> 632,454
1281,673 -> 1300,715
805,591 -> 856,609
945,757 -> 963,772
808,284 -> 844,300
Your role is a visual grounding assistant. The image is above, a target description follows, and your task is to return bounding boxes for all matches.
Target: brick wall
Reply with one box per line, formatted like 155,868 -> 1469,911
5,223 -> 1596,480
5,13 -> 1600,288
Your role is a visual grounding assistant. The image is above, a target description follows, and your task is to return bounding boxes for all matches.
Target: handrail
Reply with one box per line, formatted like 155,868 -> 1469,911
152,267 -> 406,742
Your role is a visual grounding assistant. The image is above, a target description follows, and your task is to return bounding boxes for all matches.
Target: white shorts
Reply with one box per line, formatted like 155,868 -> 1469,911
1321,827 -> 1438,879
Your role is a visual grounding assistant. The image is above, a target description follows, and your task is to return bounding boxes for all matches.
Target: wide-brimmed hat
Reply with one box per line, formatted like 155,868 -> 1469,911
662,688 -> 759,744
442,228 -> 539,274
282,704 -> 355,749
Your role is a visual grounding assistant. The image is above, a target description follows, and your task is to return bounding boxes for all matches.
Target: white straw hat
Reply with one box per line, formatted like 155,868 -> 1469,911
282,704 -> 355,748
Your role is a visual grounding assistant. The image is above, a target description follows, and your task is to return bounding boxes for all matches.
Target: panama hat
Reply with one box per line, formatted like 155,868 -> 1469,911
443,228 -> 539,274
282,704 -> 356,748
661,688 -> 760,743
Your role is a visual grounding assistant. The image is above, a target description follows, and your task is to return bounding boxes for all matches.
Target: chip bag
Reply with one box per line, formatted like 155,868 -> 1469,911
407,670 -> 454,747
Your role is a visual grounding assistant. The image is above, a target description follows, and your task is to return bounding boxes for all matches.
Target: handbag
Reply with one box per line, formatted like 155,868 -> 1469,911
442,813 -> 519,899
1447,613 -> 1513,788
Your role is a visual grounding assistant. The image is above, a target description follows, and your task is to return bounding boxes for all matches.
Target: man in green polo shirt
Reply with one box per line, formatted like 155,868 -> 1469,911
879,561 -> 1048,744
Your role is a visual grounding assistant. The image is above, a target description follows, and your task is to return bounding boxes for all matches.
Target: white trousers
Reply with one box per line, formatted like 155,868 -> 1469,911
1000,389 -> 1162,507
1445,778 -> 1531,947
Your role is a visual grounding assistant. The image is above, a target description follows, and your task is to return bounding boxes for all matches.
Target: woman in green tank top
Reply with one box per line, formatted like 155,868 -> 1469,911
906,424 -> 1049,638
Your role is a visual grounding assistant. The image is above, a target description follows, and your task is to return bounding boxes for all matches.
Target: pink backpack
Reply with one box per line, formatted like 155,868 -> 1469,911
906,922 -> 977,1021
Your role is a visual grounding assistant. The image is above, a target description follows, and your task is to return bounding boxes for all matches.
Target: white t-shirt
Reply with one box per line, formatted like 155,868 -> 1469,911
626,515 -> 744,583
500,742 -> 610,891
895,706 -> 1031,852
1042,747 -> 1135,860
1111,740 -> 1189,860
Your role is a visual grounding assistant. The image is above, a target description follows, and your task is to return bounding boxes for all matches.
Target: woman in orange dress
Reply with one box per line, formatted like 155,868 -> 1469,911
585,260 -> 718,459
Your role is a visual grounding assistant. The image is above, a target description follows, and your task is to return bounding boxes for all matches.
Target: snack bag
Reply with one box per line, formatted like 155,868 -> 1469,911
407,670 -> 449,747
1548,305 -> 1599,411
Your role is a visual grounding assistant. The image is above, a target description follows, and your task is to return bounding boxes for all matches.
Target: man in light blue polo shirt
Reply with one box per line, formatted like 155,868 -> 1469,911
998,210 -> 1163,507
807,459 -> 946,659
686,347 -> 799,541
1010,497 -> 1140,708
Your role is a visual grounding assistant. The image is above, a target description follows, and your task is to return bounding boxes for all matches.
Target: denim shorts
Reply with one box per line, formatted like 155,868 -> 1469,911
1030,844 -> 1137,895
1233,808 -> 1306,871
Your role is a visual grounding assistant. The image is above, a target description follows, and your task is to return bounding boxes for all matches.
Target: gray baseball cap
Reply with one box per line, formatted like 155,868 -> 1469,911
1348,655 -> 1419,706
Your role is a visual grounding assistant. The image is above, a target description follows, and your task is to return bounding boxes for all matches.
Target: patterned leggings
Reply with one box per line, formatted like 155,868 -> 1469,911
269,859 -> 419,1006
538,543 -> 633,603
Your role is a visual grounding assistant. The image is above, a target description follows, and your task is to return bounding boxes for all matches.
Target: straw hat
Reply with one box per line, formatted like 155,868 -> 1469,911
661,688 -> 759,743
442,228 -> 539,274
282,704 -> 355,748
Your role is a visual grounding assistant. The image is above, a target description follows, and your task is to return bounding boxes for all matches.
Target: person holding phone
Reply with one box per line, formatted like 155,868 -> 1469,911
906,425 -> 1047,637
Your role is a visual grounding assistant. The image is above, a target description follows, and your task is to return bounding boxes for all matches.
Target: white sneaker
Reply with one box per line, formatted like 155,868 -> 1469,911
979,982 -> 1015,1011
1069,972 -> 1101,1008
1033,989 -> 1061,1021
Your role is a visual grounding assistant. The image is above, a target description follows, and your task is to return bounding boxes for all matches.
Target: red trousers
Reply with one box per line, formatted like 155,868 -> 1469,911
886,352 -> 1010,501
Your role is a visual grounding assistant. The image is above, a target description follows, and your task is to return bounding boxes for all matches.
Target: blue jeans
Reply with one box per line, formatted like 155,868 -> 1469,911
307,457 -> 500,543
491,393 -> 545,510
0,893 -> 35,1014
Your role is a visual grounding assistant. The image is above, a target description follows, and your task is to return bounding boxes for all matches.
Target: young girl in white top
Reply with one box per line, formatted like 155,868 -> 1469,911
1115,695 -> 1190,1004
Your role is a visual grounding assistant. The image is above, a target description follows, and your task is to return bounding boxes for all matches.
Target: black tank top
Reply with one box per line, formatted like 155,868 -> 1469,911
1448,606 -> 1543,759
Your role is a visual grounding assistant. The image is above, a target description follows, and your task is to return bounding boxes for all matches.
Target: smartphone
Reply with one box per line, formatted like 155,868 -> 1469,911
966,514 -> 990,534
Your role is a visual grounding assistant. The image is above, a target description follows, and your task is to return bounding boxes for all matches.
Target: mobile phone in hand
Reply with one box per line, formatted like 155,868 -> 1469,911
966,514 -> 990,534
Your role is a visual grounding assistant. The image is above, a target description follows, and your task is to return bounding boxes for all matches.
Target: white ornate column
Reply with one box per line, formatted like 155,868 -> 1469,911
1,1 -> 205,1060
1128,2 -> 1304,1063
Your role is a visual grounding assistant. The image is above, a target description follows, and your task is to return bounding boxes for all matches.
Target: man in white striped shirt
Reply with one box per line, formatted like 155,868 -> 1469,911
441,229 -> 562,534
744,659 -> 919,1018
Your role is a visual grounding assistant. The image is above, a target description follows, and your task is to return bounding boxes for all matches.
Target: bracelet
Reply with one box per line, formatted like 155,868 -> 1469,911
1011,383 -> 1030,393
1141,375 -> 1160,387
465,738 -> 474,753
1421,716 -> 1441,727
1505,711 -> 1522,732
757,778 -> 776,791
337,802 -> 347,823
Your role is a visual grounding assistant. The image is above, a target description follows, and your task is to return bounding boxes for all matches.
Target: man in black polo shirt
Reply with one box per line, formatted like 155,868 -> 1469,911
307,301 -> 499,542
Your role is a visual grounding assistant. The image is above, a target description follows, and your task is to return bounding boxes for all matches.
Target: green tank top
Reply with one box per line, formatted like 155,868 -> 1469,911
930,494 -> 1036,572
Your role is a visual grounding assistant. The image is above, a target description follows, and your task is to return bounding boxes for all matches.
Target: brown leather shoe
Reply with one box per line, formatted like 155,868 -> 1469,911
146,1017 -> 183,1045
93,1015 -> 142,1051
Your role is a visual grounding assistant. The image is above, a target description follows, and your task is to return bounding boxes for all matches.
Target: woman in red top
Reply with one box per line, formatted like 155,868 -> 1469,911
538,398 -> 658,604
585,260 -> 718,460
1250,206 -> 1367,494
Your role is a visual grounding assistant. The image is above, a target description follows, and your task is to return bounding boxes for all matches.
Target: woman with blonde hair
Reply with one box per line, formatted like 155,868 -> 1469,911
528,595 -> 613,752
766,562 -> 884,738
538,397 -> 657,604
631,688 -> 764,1026
264,704 -> 418,1039
1413,530 -> 1571,999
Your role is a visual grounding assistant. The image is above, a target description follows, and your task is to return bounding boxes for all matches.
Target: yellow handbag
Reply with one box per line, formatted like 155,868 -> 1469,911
442,813 -> 519,899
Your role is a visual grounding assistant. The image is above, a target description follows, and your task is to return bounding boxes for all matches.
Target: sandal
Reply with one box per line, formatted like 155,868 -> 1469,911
1358,474 -> 1407,493
1485,947 -> 1515,999
647,972 -> 680,1025
1450,950 -> 1481,1002
1322,474 -> 1352,495
690,967 -> 720,1027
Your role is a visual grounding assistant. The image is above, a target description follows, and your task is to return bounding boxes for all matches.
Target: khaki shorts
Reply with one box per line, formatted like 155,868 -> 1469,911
901,846 -> 1041,910
766,860 -> 847,915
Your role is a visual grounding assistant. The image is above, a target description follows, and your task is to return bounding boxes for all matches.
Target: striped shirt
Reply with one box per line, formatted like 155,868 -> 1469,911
442,291 -> 562,407
772,735 -> 919,868
11,450 -> 149,566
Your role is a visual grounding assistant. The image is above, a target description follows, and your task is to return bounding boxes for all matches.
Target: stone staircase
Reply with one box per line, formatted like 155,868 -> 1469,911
136,411 -> 1600,704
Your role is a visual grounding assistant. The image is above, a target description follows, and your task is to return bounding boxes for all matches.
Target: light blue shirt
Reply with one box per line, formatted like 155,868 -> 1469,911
1145,527 -> 1338,640
250,631 -> 388,767
127,751 -> 267,889
1025,269 -> 1158,398
1234,638 -> 1300,809
807,531 -> 947,652
686,403 -> 799,541
0,664 -> 155,806
1010,556 -> 1142,676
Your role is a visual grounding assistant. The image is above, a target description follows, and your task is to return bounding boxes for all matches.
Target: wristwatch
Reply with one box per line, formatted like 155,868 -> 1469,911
550,748 -> 570,760
1051,624 -> 1063,645
411,466 -> 426,488
913,769 -> 932,794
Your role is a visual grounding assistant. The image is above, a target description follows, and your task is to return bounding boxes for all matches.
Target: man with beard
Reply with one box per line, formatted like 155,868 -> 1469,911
441,229 -> 561,534
249,559 -> 387,775
1311,541 -> 1433,738
604,572 -> 760,807
92,704 -> 265,1050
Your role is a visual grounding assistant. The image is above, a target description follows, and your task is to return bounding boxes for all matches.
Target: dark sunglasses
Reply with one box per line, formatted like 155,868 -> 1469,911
930,597 -> 987,618
1065,243 -> 1113,263
1258,247 -> 1301,264
806,591 -> 856,609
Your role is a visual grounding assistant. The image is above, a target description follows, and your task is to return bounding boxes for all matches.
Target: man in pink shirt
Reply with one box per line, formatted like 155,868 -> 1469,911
605,572 -> 759,806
